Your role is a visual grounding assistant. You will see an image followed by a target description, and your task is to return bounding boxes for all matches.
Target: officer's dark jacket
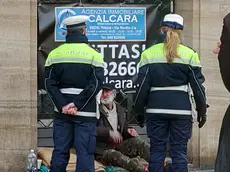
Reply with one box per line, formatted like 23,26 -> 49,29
215,13 -> 230,172
44,31 -> 104,122
134,43 -> 207,119
218,13 -> 230,92
95,103 -> 132,154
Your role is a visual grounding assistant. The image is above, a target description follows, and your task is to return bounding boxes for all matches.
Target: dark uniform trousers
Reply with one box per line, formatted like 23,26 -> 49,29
147,118 -> 192,172
50,115 -> 96,172
98,137 -> 150,172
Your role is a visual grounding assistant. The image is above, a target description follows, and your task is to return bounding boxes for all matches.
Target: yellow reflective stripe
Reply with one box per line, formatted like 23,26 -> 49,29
93,53 -> 104,63
191,52 -> 200,63
140,43 -> 201,67
139,57 -> 201,67
144,43 -> 195,59
45,43 -> 104,67
48,47 -> 91,59
45,57 -> 104,67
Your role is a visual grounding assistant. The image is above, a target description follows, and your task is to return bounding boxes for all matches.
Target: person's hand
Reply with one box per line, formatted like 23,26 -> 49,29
213,41 -> 221,54
197,104 -> 209,128
66,107 -> 78,116
197,112 -> 207,128
127,128 -> 139,137
62,103 -> 78,116
109,131 -> 123,145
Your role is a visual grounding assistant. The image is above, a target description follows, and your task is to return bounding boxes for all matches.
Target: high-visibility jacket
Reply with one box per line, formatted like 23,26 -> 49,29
134,43 -> 207,119
44,43 -> 104,122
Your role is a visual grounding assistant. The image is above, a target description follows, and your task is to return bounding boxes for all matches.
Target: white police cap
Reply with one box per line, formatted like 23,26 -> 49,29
62,15 -> 89,27
162,14 -> 184,30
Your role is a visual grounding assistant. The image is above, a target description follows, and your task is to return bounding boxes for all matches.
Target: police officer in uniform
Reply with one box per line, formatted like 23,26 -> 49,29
44,15 -> 104,172
134,14 -> 208,172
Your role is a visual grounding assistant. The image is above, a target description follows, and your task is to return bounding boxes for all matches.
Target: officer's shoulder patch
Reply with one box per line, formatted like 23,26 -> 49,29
87,44 -> 99,52
181,44 -> 197,53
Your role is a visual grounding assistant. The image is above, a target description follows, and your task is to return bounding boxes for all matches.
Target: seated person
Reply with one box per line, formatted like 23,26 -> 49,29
95,83 -> 149,172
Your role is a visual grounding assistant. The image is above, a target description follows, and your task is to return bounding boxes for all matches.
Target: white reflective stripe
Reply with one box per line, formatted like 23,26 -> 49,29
54,107 -> 96,117
150,85 -> 188,92
188,83 -> 197,122
96,90 -> 102,119
75,111 -> 96,117
146,108 -> 192,115
60,88 -> 83,95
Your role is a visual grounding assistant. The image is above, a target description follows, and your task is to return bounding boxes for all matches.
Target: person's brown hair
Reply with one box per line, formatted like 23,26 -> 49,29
161,27 -> 182,63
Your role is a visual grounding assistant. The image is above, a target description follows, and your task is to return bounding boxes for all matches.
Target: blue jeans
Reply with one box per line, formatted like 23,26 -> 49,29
147,118 -> 192,172
50,116 -> 96,172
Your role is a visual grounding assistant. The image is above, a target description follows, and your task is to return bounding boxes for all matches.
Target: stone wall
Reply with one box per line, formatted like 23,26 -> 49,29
175,0 -> 230,168
0,0 -> 37,171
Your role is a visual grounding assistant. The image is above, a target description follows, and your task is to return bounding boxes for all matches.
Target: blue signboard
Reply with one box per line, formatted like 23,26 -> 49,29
55,7 -> 146,42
